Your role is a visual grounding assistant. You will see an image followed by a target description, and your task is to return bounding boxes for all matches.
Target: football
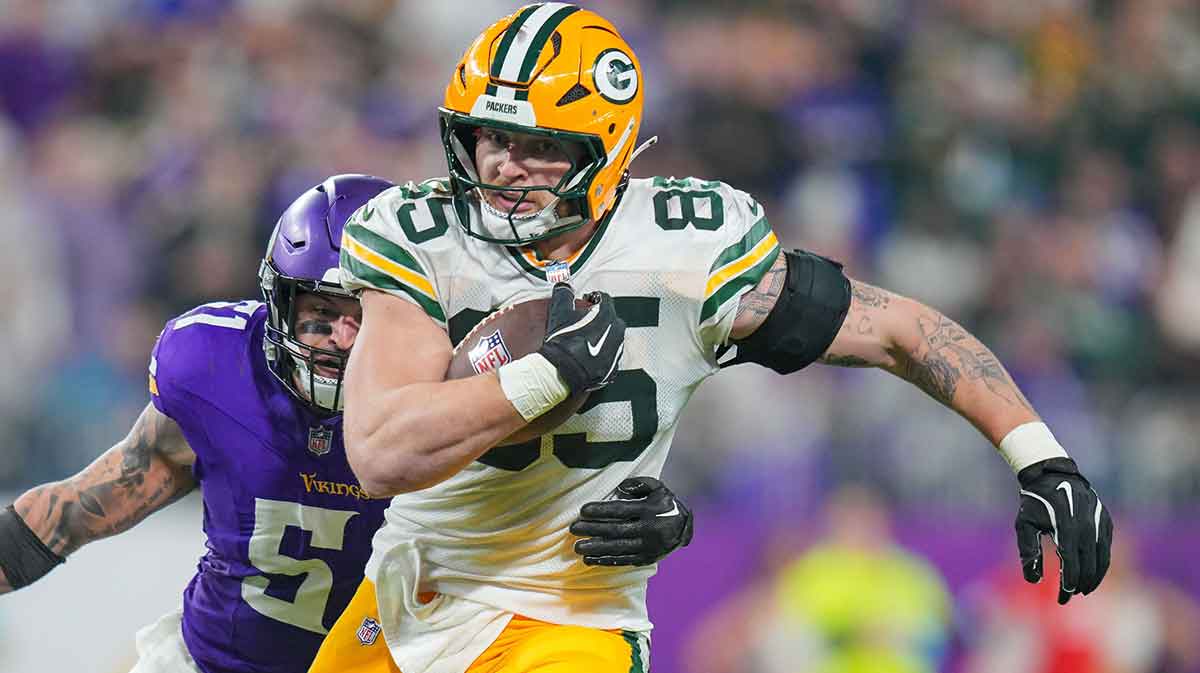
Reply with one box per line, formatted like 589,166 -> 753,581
447,297 -> 591,445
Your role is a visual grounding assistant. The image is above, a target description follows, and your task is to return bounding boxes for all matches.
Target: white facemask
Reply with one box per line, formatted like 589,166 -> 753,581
448,129 -> 591,245
292,358 -> 344,412
474,191 -> 583,245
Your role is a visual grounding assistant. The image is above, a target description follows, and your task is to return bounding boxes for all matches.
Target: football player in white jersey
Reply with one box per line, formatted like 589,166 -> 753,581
0,174 -> 693,673
312,4 -> 1113,673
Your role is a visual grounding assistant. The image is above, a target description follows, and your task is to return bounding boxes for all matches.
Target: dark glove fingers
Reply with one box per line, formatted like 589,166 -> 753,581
573,476 -> 688,567
588,293 -> 625,341
605,302 -> 625,338
1015,518 -> 1045,584
578,481 -> 671,520
616,477 -> 663,499
1076,500 -> 1100,595
590,341 -> 624,390
587,295 -> 625,393
545,282 -> 578,334
1055,521 -> 1081,604
577,497 -> 669,522
1094,505 -> 1113,590
1016,459 -> 1115,603
582,554 -> 650,567
540,285 -> 625,392
583,290 -> 611,306
574,536 -> 646,557
569,519 -> 612,537
569,519 -> 646,539
1057,585 -> 1073,604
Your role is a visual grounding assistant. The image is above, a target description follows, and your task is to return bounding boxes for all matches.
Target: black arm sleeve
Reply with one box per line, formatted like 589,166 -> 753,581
0,505 -> 65,589
722,249 -> 851,374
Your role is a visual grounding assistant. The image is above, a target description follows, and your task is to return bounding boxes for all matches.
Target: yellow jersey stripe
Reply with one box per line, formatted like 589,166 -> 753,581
704,231 -> 779,299
342,233 -> 437,301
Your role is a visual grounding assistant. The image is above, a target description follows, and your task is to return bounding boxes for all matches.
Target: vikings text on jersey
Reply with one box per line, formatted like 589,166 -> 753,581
150,301 -> 387,673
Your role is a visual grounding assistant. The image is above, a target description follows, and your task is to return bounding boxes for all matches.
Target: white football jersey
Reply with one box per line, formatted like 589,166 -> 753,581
340,177 -> 780,631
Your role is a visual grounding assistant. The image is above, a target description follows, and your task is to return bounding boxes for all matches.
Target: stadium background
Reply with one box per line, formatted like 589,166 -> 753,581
1,0 -> 1198,672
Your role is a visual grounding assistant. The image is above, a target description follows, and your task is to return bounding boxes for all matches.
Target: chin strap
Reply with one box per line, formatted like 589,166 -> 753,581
630,135 -> 658,165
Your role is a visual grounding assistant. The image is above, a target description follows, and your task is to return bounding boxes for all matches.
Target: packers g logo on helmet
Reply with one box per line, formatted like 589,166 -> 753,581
594,49 -> 638,104
440,3 -> 647,246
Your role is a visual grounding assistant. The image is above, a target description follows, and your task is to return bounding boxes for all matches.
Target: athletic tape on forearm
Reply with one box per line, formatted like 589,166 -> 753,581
998,422 -> 1070,473
497,353 -> 571,422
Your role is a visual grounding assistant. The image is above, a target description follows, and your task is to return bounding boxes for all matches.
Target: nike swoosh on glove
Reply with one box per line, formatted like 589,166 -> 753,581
537,282 -> 626,392
1016,457 -> 1114,604
569,477 -> 694,566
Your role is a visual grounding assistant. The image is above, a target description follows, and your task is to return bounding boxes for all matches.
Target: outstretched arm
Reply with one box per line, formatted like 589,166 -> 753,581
0,402 -> 196,593
821,279 -> 1037,444
731,252 -> 1112,603
731,255 -> 1036,444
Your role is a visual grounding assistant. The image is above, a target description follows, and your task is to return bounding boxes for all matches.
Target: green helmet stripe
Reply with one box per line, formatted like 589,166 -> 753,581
515,4 -> 580,83
490,4 -> 540,79
491,3 -> 578,99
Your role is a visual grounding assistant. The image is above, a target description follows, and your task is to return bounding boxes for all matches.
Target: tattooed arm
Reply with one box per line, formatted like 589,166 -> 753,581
0,402 -> 196,594
731,254 -> 1037,445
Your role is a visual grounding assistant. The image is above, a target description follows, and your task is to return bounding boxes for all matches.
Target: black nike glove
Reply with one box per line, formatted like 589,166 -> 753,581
538,282 -> 626,393
1016,457 -> 1114,604
570,477 -> 693,567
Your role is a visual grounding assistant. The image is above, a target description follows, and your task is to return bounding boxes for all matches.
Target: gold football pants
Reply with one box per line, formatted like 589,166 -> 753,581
308,579 -> 649,673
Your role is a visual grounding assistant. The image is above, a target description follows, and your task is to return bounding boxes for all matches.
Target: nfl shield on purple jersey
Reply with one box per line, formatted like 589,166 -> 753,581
149,301 -> 388,673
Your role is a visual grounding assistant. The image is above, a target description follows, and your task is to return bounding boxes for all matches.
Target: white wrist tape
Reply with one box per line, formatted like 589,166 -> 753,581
998,421 -> 1069,473
497,353 -> 571,422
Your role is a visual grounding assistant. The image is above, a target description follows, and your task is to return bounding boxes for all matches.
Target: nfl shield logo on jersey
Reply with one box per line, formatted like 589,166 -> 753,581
307,426 -> 333,456
468,331 -> 512,374
356,617 -> 382,646
545,260 -> 571,284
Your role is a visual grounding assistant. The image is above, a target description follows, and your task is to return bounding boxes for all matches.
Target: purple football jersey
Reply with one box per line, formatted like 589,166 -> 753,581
149,301 -> 387,673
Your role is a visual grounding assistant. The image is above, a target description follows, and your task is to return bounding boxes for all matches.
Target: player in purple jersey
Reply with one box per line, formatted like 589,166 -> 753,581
0,174 -> 695,673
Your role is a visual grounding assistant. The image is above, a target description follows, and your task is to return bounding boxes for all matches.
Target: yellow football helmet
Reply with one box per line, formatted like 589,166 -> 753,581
440,3 -> 645,245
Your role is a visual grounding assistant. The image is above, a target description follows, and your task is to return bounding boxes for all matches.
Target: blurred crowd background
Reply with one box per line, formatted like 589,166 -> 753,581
1,0 -> 1198,672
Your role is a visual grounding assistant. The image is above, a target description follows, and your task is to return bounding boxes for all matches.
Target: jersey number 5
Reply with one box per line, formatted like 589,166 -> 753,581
241,498 -> 358,634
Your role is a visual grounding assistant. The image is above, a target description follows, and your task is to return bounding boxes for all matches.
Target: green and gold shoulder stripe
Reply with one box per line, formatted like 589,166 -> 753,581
341,220 -> 446,324
699,216 -> 780,324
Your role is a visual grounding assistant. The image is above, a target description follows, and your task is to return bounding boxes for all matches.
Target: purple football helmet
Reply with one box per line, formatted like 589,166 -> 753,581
258,174 -> 394,414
